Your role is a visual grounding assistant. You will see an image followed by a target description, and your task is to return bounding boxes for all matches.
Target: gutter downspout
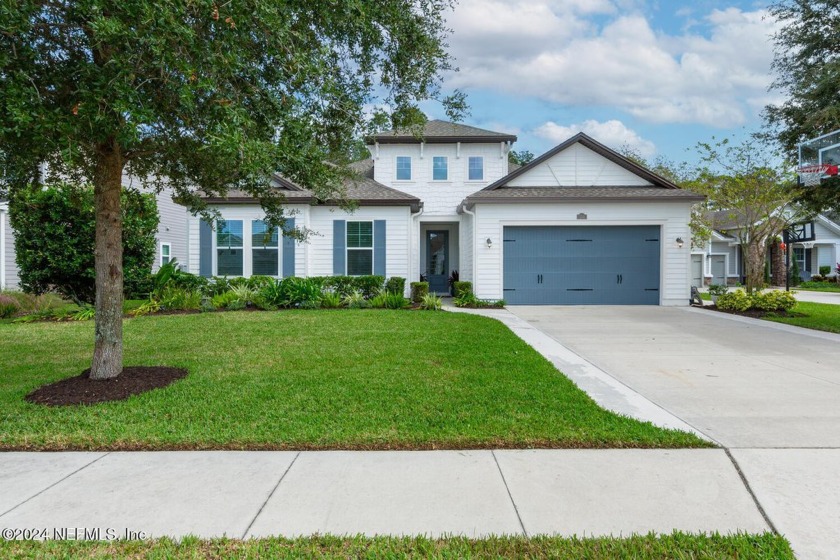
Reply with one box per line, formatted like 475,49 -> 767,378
410,204 -> 424,288
459,203 -> 477,292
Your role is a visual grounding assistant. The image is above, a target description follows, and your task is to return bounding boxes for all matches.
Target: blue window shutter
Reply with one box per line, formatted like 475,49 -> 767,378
374,220 -> 386,276
199,219 -> 212,277
282,218 -> 296,277
333,220 -> 346,275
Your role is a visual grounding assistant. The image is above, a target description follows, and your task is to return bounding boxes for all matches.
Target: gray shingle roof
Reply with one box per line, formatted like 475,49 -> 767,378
463,186 -> 706,206
707,209 -> 750,230
369,119 -> 517,144
201,170 -> 420,210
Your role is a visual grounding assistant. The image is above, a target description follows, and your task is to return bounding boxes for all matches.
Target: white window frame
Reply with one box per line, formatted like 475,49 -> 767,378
467,156 -> 484,181
215,218 -> 245,277
251,220 -> 280,277
346,220 -> 374,276
160,242 -> 172,267
395,156 -> 412,181
432,156 -> 448,181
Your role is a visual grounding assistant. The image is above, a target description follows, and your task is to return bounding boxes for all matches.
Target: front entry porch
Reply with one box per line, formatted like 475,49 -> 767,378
420,222 -> 459,295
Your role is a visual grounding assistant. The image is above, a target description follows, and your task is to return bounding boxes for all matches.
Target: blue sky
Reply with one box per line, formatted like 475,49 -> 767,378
423,0 -> 780,165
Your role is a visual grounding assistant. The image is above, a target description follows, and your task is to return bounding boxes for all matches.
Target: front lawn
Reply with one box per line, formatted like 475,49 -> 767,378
0,533 -> 793,559
0,310 -> 708,450
762,301 -> 840,334
795,281 -> 840,292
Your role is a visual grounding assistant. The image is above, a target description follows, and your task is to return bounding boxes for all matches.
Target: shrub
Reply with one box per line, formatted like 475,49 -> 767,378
252,280 -> 283,310
385,276 -> 406,296
715,290 -> 752,312
368,293 -> 387,308
790,258 -> 801,286
410,282 -> 429,303
230,285 -> 257,306
707,284 -> 728,297
157,287 -> 202,310
9,184 -> 158,303
381,293 -> 410,309
70,306 -> 96,321
279,277 -> 322,308
206,277 -> 234,298
320,291 -> 343,309
820,265 -> 832,276
452,281 -> 473,298
453,291 -> 481,308
246,275 -> 276,291
355,275 -> 385,298
0,295 -> 20,318
321,276 -> 356,297
751,290 -> 797,312
342,291 -> 368,309
211,290 -> 242,310
419,293 -> 442,311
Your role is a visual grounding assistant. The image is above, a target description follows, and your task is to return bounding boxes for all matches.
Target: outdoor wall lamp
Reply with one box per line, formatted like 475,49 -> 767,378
676,237 -> 684,249
486,237 -> 493,248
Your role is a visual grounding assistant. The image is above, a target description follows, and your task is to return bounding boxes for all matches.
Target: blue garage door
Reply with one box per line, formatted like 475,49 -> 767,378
503,226 -> 661,305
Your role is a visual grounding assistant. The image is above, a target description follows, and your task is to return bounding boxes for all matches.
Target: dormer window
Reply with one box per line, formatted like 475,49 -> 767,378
468,156 -> 484,181
432,156 -> 448,181
396,156 -> 412,181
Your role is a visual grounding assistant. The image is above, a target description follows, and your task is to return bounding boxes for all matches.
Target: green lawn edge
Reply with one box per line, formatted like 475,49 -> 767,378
0,533 -> 794,559
0,310 -> 711,450
762,301 -> 840,334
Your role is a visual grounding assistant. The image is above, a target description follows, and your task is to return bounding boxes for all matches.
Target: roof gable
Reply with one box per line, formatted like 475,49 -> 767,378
484,133 -> 680,190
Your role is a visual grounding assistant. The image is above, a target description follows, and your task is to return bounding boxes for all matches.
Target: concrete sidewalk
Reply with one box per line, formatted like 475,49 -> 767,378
0,450 -> 768,540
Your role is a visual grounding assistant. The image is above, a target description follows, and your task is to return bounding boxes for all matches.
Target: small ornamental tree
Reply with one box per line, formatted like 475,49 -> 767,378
9,185 -> 158,304
687,136 -> 803,295
0,0 -> 465,379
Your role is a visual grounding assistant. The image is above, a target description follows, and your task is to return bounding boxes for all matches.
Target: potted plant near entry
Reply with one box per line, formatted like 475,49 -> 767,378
448,270 -> 459,296
707,284 -> 728,303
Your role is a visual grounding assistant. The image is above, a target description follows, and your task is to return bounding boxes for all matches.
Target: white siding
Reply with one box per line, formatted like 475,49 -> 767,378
152,186 -> 190,272
1,204 -> 20,290
460,211 -> 474,283
472,201 -> 694,306
507,143 -> 652,187
308,205 -> 410,279
371,142 -> 509,216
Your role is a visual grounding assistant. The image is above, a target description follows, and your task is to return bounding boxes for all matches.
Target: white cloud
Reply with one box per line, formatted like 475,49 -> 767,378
534,119 -> 656,156
445,3 -> 779,128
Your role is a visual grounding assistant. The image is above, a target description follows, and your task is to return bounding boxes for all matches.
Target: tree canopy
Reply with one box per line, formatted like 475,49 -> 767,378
765,0 -> 840,213
0,0 -> 466,378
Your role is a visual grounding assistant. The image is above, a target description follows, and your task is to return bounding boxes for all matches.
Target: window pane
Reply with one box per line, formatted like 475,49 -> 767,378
396,156 -> 411,180
468,157 -> 484,180
433,156 -> 448,180
161,256 -> 171,265
217,220 -> 243,248
347,249 -> 373,275
161,244 -> 170,257
252,249 -> 279,275
217,249 -> 243,276
347,221 -> 373,248
252,220 -> 278,247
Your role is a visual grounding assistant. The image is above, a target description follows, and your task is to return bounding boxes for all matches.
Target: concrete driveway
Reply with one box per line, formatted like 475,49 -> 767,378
509,305 -> 840,559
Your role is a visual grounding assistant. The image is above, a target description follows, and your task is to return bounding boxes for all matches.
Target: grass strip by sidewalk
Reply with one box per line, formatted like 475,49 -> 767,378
0,533 -> 794,559
0,310 -> 709,450
762,301 -> 840,334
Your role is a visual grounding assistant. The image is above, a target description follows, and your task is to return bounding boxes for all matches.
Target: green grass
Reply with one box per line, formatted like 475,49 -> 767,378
762,301 -> 840,334
0,533 -> 793,559
0,310 -> 709,450
796,281 -> 840,292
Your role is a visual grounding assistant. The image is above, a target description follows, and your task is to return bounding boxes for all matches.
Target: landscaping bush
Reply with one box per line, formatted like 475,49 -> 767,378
707,284 -> 728,298
355,275 -> 385,298
342,291 -> 367,309
751,290 -> 797,312
9,184 -> 158,303
385,276 -> 406,296
279,277 -> 322,308
715,290 -> 755,312
211,290 -> 244,310
252,280 -> 283,310
410,281 -> 429,303
419,293 -> 442,311
790,258 -> 802,286
0,295 -> 20,318
320,276 -> 355,297
320,291 -> 343,309
452,281 -> 472,298
229,285 -> 257,306
820,265 -> 832,276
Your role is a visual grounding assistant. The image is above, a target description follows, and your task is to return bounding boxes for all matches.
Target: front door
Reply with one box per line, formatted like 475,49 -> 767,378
426,230 -> 449,294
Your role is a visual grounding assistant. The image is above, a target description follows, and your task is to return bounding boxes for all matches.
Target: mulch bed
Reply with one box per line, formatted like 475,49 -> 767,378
706,305 -> 804,319
25,366 -> 187,407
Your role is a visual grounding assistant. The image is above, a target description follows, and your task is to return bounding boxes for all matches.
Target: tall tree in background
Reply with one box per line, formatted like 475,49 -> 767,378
765,0 -> 840,212
687,137 -> 802,294
0,0 -> 466,379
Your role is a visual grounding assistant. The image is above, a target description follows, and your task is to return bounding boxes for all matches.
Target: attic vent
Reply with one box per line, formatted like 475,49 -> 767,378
577,213 -> 587,220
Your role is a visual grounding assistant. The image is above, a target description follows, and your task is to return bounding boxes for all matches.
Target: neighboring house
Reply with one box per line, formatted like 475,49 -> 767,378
0,179 -> 189,291
191,121 -> 705,306
691,210 -> 840,285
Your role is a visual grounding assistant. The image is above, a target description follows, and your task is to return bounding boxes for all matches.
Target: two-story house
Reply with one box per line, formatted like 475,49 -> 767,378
190,120 -> 704,305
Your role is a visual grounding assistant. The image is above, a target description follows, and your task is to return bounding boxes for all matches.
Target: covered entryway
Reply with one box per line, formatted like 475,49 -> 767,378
502,225 -> 661,305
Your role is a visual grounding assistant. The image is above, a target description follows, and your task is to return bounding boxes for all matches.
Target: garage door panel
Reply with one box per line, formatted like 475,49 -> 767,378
503,226 -> 661,305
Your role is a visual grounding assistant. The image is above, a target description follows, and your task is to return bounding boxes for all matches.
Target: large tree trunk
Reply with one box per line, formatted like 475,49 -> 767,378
744,239 -> 767,295
90,143 -> 124,380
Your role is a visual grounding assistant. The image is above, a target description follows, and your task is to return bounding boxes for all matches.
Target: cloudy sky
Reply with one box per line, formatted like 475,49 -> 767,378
424,0 -> 781,164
